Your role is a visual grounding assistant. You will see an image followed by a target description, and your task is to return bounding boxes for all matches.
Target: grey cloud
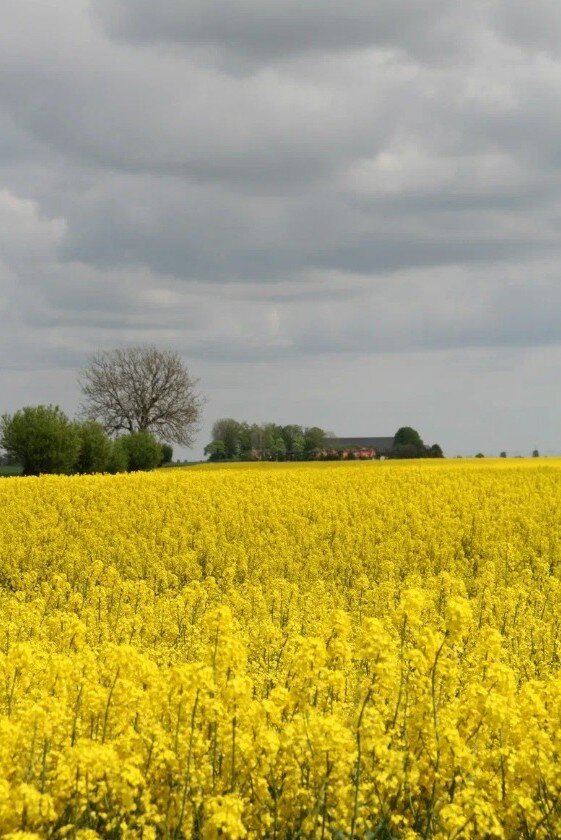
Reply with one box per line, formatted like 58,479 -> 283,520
58,171 -> 552,282
92,0 -> 475,66
15,245 -> 561,366
493,0 -> 561,56
3,0 -> 561,456
0,58 -> 391,188
0,5 -> 404,188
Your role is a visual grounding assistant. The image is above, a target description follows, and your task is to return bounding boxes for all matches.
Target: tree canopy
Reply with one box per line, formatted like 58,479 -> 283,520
74,420 -> 113,474
205,420 -> 327,461
0,404 -> 167,476
388,427 -> 444,459
0,405 -> 81,476
79,345 -> 203,446
393,426 -> 424,450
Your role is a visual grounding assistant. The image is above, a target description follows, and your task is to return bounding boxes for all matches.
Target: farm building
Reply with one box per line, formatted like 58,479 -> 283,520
323,437 -> 394,459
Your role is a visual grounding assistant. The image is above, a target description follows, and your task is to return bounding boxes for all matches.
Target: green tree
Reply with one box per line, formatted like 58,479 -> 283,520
121,431 -> 163,471
0,405 -> 80,476
160,443 -> 174,465
427,443 -> 444,458
389,443 -> 421,459
204,440 -> 227,461
238,423 -> 252,458
75,420 -> 112,474
205,420 -> 328,461
393,426 -> 424,450
533,449 -> 540,458
304,426 -> 327,458
107,438 -> 129,473
262,424 -> 286,460
249,423 -> 265,455
270,433 -> 287,461
211,418 -> 242,459
281,425 -> 305,460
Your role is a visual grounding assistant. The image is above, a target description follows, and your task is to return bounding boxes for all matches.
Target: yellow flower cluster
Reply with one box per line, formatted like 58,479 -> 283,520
1,459 -> 561,838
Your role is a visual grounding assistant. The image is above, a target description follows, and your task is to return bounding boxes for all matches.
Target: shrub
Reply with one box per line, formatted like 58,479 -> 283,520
160,443 -> 174,465
106,438 -> 129,474
205,440 -> 226,461
75,421 -> 112,474
427,444 -> 444,458
388,443 -> 421,459
0,405 -> 80,476
121,431 -> 163,472
390,427 -> 444,459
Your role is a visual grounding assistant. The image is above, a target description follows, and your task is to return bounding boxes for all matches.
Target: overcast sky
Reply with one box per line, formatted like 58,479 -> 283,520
2,0 -> 561,457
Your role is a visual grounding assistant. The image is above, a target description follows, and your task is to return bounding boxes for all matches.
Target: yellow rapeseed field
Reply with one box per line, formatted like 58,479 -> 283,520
1,460 -> 561,839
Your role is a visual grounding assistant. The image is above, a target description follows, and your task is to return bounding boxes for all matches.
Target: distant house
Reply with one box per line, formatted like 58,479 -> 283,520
323,437 -> 394,460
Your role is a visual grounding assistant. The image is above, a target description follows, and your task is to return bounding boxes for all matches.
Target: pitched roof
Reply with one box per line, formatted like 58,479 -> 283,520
325,437 -> 394,452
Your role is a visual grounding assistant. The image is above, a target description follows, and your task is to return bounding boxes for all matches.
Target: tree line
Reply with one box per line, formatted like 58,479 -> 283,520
205,420 -> 329,461
205,421 -> 443,461
0,406 -> 174,476
1,344 -> 446,474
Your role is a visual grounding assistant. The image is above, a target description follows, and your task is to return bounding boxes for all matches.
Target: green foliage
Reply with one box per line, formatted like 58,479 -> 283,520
211,419 -> 244,459
120,431 -> 163,472
389,428 -> 444,459
207,420 -> 442,463
281,425 -> 305,460
75,420 -> 112,474
533,449 -> 540,458
0,405 -> 80,476
427,443 -> 444,458
390,443 -> 422,459
500,451 -> 507,458
106,438 -> 129,474
261,424 -> 286,461
160,443 -> 174,465
207,420 -> 328,462
393,426 -> 424,450
303,426 -> 327,457
204,440 -> 227,461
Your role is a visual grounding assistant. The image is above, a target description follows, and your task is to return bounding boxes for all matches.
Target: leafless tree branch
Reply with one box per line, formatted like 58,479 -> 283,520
78,345 -> 204,447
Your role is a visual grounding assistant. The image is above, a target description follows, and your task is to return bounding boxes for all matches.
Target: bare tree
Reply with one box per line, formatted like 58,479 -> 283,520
79,346 -> 204,446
